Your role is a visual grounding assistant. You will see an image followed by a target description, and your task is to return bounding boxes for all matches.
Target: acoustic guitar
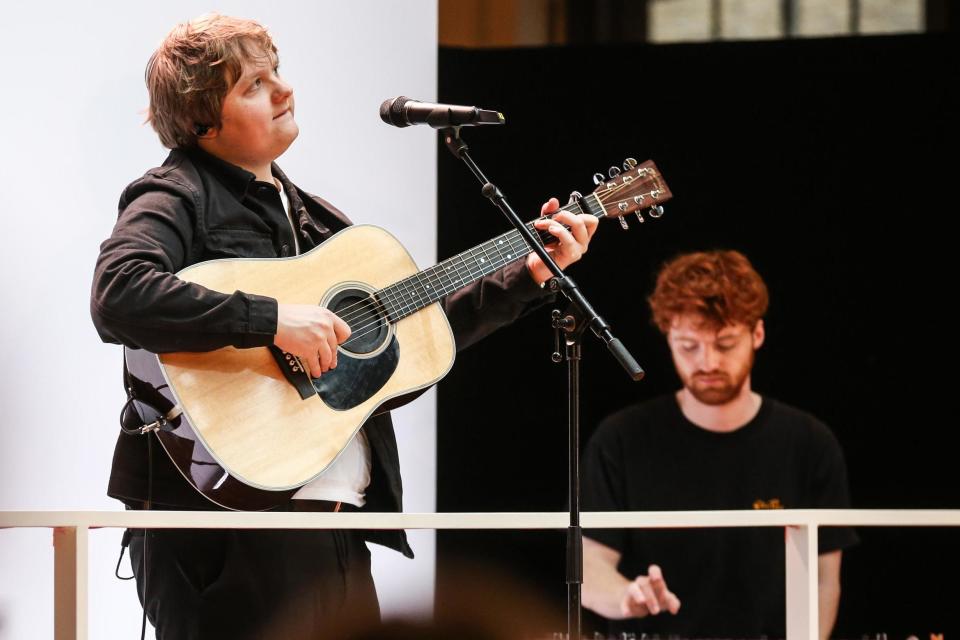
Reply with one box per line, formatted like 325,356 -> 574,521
124,158 -> 672,510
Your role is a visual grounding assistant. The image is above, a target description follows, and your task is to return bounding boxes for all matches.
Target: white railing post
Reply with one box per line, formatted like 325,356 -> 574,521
785,523 -> 818,640
53,525 -> 88,640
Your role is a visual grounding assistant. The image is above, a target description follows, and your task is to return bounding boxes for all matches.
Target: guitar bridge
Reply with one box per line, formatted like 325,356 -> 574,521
268,346 -> 317,400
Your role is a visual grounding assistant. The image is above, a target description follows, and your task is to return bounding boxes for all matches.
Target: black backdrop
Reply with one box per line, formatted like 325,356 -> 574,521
434,35 -> 958,636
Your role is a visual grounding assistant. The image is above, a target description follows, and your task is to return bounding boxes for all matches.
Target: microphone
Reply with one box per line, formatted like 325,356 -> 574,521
379,96 -> 504,128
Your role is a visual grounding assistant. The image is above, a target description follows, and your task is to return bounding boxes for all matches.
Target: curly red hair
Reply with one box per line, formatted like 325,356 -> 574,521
648,250 -> 769,334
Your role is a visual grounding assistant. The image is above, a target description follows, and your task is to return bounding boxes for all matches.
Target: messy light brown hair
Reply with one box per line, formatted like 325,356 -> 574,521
649,250 -> 769,334
145,13 -> 278,149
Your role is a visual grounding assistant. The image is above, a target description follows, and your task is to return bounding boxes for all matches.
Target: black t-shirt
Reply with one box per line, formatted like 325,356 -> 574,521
582,394 -> 858,638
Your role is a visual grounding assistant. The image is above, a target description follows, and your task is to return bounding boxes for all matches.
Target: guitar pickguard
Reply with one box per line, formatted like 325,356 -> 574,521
313,336 -> 399,410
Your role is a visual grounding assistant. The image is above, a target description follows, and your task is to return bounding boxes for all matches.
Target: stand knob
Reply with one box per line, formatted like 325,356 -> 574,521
551,310 -> 563,363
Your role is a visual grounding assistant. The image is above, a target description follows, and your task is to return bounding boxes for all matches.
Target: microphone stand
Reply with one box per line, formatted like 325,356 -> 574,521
440,126 -> 645,640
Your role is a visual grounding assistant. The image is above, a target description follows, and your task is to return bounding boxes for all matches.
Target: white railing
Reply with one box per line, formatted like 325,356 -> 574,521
2,509 -> 958,640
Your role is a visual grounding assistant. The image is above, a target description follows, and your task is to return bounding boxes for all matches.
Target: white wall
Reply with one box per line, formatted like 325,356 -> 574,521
0,2 -> 438,638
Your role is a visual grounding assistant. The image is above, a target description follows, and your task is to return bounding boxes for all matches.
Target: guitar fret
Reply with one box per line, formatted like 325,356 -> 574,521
431,263 -> 459,299
441,263 -> 459,292
424,270 -> 441,299
362,207 -> 584,323
454,252 -> 474,279
373,291 -> 397,323
463,246 -> 484,281
478,242 -> 500,276
446,255 -> 467,289
375,213 -> 577,322
413,271 -> 432,307
410,272 -> 426,301
395,278 -> 416,317
384,286 -> 402,321
490,235 -> 508,264
404,274 -> 423,313
582,193 -> 606,218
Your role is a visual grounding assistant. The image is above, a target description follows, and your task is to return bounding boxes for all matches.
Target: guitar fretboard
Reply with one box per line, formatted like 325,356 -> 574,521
375,194 -> 603,322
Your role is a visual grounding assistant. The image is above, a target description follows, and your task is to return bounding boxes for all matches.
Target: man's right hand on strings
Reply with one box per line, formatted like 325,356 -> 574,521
275,303 -> 352,378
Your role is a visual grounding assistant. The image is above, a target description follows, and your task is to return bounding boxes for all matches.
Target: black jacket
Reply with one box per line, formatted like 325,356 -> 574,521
91,147 -> 548,556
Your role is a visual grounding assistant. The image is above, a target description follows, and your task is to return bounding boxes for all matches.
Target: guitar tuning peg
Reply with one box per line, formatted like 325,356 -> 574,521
618,217 -> 629,230
568,190 -> 583,203
592,173 -> 605,186
608,166 -> 621,178
623,157 -> 638,170
634,211 -> 645,224
649,205 -> 665,218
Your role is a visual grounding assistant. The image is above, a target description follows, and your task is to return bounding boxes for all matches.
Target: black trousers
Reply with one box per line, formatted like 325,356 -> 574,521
128,526 -> 380,640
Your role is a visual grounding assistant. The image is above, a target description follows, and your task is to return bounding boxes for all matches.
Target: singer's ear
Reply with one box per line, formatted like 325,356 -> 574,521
194,123 -> 216,139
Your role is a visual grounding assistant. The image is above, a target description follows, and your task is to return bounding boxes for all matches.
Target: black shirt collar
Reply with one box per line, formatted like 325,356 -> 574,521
182,146 -> 265,201
670,394 -> 770,443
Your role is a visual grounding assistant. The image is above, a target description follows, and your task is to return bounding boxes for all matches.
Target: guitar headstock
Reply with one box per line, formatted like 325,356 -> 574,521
589,158 -> 672,228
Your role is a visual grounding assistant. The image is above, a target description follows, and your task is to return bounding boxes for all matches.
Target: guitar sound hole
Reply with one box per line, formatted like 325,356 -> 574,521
327,288 -> 389,356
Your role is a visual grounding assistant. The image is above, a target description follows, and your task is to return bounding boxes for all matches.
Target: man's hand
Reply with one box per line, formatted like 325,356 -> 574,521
583,538 -> 681,621
525,198 -> 599,285
274,304 -> 351,378
620,565 -> 682,618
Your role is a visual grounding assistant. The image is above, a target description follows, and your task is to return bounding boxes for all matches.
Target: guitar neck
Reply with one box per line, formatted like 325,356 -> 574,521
375,193 -> 605,322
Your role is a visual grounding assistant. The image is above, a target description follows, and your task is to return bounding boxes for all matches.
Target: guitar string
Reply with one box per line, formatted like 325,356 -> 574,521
336,194 -> 607,347
325,189 -> 615,330
332,229 -> 537,339
337,230 -> 538,348
294,178 -> 663,358
297,235 -> 530,367
323,182 -> 653,347
344,210 -> 567,332
289,231 -> 537,374
326,209 -> 575,331
332,177 -> 656,331
284,173 -> 657,377
292,184 -> 660,375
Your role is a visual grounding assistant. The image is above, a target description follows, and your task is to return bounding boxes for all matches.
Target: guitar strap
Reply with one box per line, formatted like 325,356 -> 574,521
119,358 -> 182,436
117,358 -> 159,640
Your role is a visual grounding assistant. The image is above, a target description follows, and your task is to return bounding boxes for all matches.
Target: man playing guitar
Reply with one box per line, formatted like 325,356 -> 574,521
91,13 -> 597,640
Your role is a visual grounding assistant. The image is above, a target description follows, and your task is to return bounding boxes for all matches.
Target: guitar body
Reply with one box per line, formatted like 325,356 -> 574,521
124,225 -> 455,510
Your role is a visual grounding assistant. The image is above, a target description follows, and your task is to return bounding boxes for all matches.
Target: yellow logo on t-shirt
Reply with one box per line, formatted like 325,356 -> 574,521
752,498 -> 783,510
